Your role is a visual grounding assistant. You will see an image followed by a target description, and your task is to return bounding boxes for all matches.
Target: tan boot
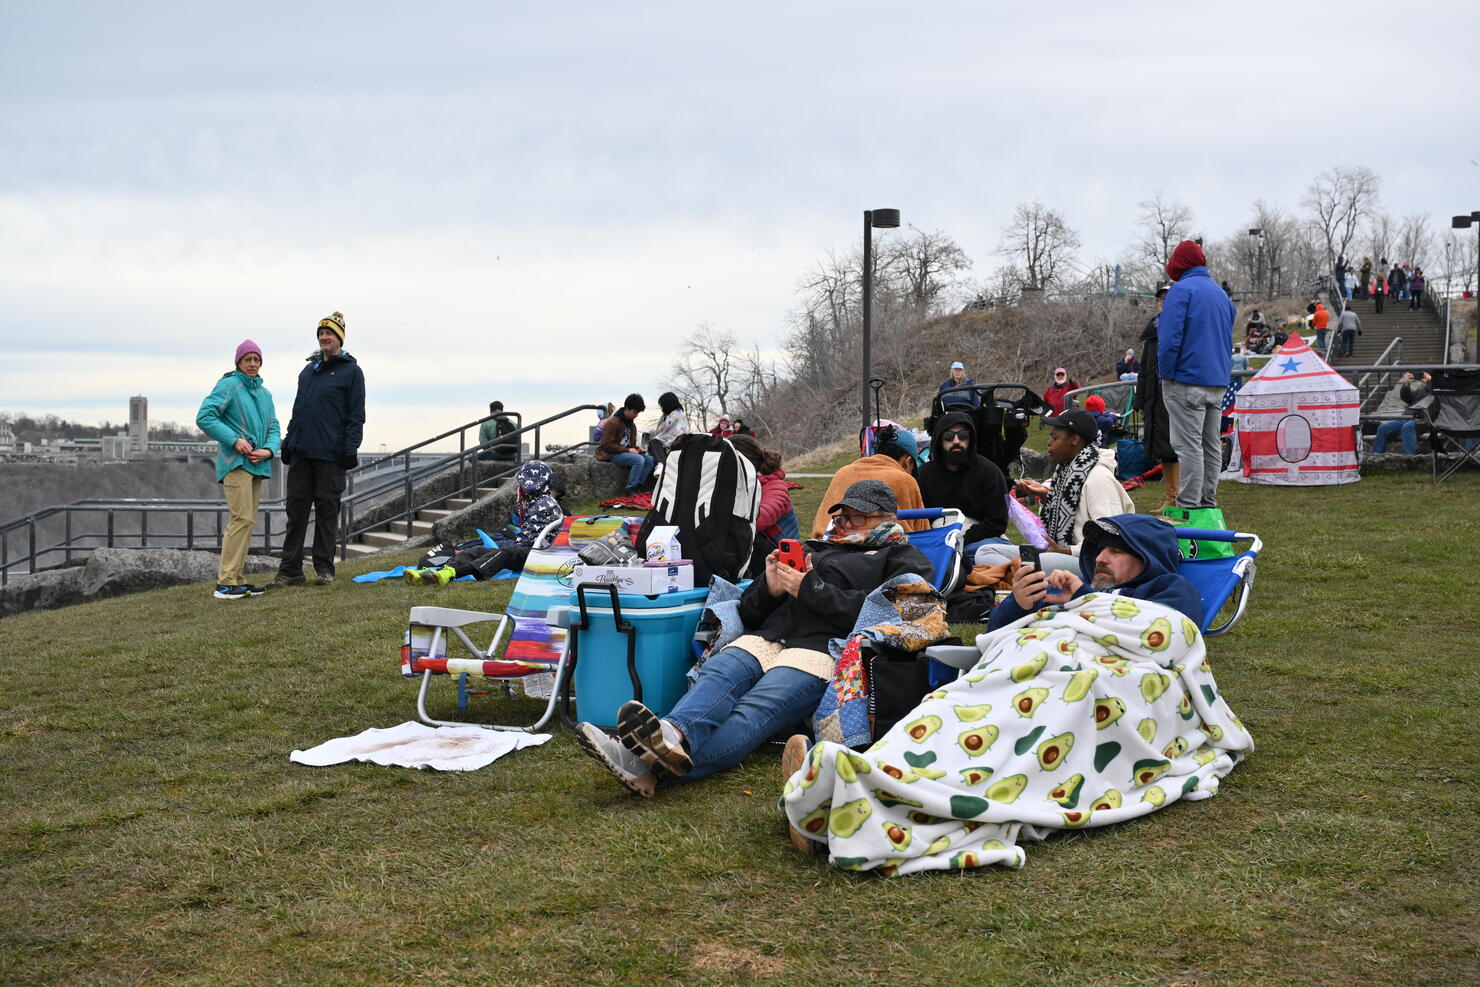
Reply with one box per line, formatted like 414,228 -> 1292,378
1161,461 -> 1181,509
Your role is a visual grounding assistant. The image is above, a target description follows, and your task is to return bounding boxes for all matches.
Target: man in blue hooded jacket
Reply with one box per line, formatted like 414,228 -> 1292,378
1157,240 -> 1236,510
273,311 -> 366,586
987,514 -> 1202,631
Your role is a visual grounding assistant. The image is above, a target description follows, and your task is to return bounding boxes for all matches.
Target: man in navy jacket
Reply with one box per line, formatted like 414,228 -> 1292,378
1157,241 -> 1236,510
273,311 -> 366,586
988,514 -> 1203,630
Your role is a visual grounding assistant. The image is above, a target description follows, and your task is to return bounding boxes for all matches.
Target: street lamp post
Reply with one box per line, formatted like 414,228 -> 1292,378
1453,211 -> 1480,362
1248,227 -> 1264,299
861,208 -> 900,435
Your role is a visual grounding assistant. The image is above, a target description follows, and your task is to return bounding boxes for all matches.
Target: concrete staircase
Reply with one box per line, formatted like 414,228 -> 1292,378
1327,296 -> 1447,368
338,481 -> 505,558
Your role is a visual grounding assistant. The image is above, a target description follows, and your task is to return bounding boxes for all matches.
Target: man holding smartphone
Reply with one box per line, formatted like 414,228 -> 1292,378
989,514 -> 1203,630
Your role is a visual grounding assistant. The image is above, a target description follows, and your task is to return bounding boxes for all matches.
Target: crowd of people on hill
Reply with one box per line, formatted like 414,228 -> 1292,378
1333,255 -> 1427,309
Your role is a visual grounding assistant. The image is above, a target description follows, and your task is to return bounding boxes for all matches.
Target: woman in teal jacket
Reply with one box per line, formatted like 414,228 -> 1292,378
196,339 -> 281,599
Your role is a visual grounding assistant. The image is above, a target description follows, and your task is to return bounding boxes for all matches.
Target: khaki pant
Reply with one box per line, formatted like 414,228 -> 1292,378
219,468 -> 263,585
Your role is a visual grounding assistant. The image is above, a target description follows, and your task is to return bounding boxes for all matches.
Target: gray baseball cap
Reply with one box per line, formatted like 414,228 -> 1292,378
828,478 -> 897,515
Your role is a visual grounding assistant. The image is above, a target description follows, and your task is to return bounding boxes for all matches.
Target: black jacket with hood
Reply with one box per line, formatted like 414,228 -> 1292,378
281,350 -> 366,467
988,513 -> 1204,630
916,410 -> 1008,544
1133,316 -> 1177,464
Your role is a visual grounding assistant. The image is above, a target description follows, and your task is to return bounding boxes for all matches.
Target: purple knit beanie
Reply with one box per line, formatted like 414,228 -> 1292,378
235,339 -> 261,366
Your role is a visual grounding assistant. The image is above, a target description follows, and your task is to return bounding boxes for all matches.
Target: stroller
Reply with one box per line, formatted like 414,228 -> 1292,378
927,382 -> 1050,479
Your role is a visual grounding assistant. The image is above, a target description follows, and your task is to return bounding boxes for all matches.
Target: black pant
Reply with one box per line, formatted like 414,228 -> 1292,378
447,545 -> 530,580
278,458 -> 347,576
1374,293 -> 1384,313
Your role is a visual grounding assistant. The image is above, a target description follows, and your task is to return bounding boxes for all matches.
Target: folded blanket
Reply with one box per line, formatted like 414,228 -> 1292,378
782,593 -> 1253,876
290,722 -> 550,771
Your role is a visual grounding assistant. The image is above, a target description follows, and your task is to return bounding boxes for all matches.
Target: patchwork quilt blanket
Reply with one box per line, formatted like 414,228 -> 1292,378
780,592 -> 1254,876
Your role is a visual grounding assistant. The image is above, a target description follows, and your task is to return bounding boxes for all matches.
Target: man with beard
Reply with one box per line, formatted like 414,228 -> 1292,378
916,410 -> 1008,552
987,514 -> 1203,630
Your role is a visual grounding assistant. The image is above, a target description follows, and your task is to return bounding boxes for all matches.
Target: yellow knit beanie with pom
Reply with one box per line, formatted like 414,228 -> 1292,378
317,311 -> 346,343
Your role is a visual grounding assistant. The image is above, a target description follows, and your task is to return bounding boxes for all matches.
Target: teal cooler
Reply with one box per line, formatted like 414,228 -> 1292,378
570,583 -> 710,729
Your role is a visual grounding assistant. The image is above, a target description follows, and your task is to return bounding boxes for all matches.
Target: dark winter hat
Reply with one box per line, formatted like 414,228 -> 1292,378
828,478 -> 897,516
317,310 -> 346,343
1155,282 -> 1172,298
1043,409 -> 1098,446
1165,241 -> 1206,281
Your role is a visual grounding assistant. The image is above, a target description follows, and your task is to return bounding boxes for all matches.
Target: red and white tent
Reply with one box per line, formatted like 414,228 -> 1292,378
1223,333 -> 1360,485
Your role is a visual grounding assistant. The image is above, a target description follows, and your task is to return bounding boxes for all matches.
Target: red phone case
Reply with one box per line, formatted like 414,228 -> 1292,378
777,539 -> 806,570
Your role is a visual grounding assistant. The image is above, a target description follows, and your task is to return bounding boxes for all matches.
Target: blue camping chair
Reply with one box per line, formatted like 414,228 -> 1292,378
895,507 -> 966,597
1169,528 -> 1261,637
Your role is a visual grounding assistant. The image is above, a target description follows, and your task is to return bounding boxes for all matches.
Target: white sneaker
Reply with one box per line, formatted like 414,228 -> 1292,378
574,722 -> 654,797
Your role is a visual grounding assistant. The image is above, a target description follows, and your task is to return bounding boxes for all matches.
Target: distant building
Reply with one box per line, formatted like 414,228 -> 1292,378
0,422 -> 13,454
129,396 -> 148,456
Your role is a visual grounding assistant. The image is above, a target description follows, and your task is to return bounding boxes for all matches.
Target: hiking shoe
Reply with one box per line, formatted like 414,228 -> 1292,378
272,572 -> 306,587
315,570 -> 335,586
213,584 -> 249,600
616,700 -> 692,780
574,721 -> 654,797
401,567 -> 424,585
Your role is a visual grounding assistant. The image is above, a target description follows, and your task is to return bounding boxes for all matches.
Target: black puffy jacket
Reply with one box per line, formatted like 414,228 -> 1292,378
737,537 -> 932,655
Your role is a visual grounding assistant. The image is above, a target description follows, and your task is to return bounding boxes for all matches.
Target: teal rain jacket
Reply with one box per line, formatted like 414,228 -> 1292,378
196,370 -> 281,482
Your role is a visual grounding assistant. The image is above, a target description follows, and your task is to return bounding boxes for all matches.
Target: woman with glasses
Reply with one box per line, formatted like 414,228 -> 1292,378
574,479 -> 932,797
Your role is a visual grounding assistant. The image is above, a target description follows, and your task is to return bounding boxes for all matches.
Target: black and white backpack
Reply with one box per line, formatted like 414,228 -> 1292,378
637,433 -> 760,584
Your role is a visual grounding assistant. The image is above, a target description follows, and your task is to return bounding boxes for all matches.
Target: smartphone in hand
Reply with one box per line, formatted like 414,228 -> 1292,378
776,539 -> 807,571
1018,544 -> 1041,571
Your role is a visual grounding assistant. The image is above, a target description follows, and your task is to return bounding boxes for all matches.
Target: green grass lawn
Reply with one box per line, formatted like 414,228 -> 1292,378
3,468 -> 1479,984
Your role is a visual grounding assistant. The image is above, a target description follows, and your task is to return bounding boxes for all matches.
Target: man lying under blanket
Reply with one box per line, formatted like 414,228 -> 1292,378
779,513 -> 1253,875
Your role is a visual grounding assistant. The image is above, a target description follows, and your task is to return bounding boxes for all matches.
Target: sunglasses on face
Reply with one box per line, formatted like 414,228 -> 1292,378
943,430 -> 970,442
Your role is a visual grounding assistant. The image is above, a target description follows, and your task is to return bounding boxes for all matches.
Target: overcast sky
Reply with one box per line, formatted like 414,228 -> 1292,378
2,1 -> 1475,451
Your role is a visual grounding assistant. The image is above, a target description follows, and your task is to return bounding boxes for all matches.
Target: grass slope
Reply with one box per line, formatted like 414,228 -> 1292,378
3,471 -> 1479,984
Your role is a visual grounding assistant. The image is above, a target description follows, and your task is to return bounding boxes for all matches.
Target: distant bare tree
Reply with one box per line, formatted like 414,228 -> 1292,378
1440,230 -> 1478,295
669,322 -> 741,431
1302,166 -> 1382,269
996,201 -> 1081,291
882,227 -> 973,320
1363,210 -> 1396,269
1394,212 -> 1434,269
1134,192 -> 1197,270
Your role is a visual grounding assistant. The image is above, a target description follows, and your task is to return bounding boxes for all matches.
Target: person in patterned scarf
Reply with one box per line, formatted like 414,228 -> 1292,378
402,460 -> 564,584
574,479 -> 933,797
1011,410 -> 1133,575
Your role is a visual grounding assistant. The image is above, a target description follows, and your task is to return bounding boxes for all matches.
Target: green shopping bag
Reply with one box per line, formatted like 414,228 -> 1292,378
1161,506 -> 1235,559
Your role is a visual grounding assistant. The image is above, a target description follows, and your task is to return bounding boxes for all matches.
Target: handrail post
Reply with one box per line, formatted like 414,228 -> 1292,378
187,511 -> 194,550
140,508 -> 147,549
28,518 -> 36,574
65,511 -> 72,564
107,510 -> 114,548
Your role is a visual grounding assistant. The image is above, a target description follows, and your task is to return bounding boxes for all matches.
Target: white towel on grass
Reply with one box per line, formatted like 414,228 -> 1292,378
290,722 -> 551,772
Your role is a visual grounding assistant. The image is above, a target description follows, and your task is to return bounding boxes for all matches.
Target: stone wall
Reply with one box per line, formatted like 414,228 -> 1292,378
0,548 -> 279,618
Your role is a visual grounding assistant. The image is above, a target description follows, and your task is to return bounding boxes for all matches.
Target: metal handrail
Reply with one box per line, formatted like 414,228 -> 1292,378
1353,337 -> 1404,415
2,403 -> 608,585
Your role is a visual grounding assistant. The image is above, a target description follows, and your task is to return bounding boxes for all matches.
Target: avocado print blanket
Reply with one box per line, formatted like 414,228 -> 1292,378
779,592 -> 1254,875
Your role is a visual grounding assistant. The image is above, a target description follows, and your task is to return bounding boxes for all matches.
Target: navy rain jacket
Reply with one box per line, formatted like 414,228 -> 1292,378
281,351 -> 366,467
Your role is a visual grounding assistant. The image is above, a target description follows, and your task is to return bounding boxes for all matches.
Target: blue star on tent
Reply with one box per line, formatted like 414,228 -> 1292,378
1278,357 -> 1302,374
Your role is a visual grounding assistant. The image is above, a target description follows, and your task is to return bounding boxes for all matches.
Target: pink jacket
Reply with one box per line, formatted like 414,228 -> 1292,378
757,470 -> 793,540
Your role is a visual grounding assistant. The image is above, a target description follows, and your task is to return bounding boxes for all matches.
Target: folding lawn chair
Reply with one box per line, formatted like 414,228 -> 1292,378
399,515 -> 642,731
1412,368 -> 1480,483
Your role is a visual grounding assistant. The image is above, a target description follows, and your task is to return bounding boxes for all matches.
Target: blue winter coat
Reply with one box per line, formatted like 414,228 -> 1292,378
281,351 -> 366,467
938,377 -> 981,409
988,513 -> 1204,630
1157,267 -> 1236,388
196,370 -> 281,482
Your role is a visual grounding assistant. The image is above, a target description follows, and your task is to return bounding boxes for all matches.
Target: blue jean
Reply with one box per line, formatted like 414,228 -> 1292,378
608,451 -> 654,490
1315,329 -> 1328,352
1373,420 -> 1417,455
664,645 -> 826,783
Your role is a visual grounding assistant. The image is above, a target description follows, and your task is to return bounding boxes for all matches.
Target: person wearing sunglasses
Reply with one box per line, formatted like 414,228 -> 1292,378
916,410 -> 1008,553
574,479 -> 932,798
